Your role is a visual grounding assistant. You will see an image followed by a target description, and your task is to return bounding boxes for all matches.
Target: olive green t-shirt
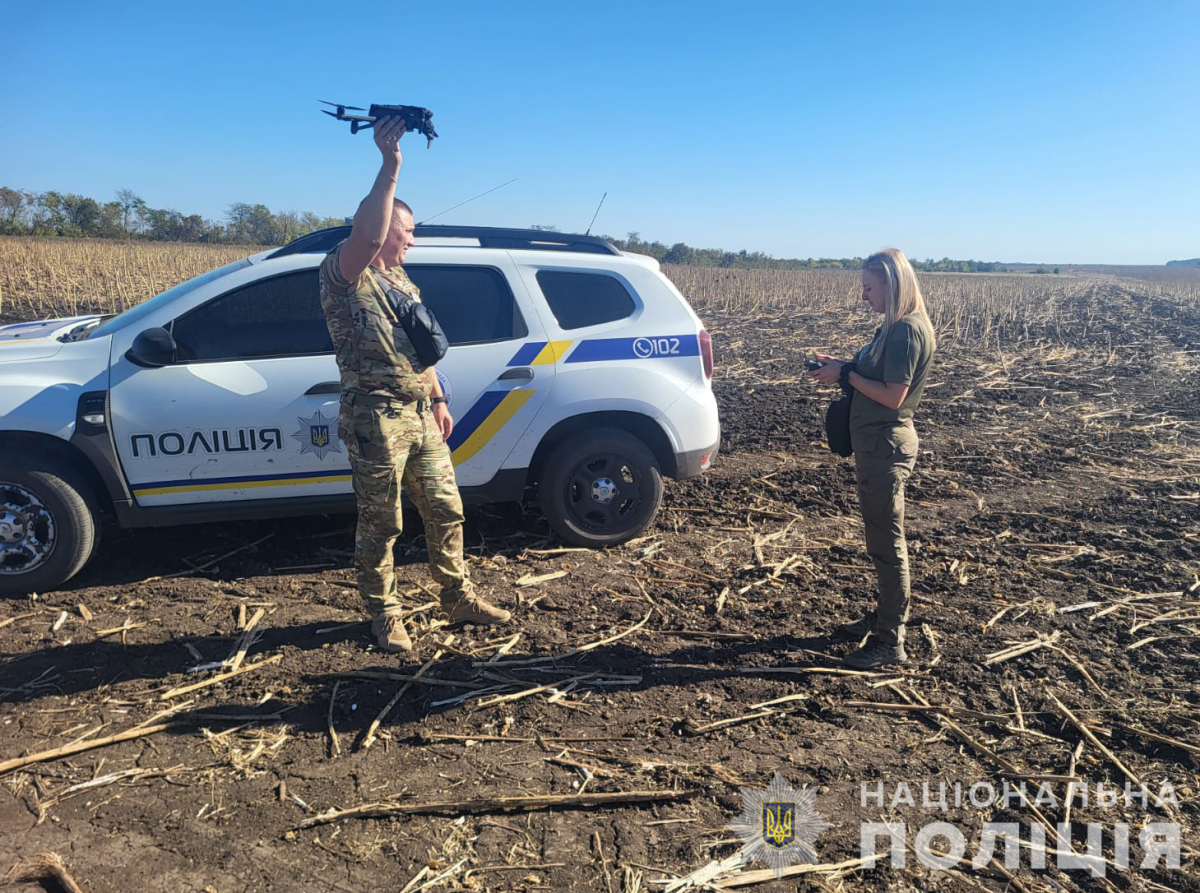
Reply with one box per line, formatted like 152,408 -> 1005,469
848,312 -> 935,435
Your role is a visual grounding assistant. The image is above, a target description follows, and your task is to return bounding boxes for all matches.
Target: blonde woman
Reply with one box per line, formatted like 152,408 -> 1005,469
808,249 -> 936,668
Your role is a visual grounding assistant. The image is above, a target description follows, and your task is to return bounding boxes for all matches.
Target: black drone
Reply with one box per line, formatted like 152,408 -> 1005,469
320,101 -> 439,148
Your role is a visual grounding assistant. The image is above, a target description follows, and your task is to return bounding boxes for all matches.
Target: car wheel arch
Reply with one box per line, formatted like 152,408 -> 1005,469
0,445 -> 104,594
0,432 -> 113,518
527,410 -> 677,485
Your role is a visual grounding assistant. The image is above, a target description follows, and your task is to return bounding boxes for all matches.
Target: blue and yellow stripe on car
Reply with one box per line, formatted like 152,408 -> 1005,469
130,387 -> 539,497
131,468 -> 353,497
506,340 -> 573,366
565,334 -> 700,363
509,335 -> 702,366
446,389 -> 536,465
0,337 -> 53,346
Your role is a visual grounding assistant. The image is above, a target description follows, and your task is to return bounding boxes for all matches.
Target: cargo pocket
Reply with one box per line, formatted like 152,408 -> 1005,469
867,434 -> 895,460
350,408 -> 394,485
885,426 -> 919,459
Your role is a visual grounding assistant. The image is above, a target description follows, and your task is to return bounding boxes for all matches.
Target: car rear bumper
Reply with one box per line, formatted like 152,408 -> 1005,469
675,433 -> 720,480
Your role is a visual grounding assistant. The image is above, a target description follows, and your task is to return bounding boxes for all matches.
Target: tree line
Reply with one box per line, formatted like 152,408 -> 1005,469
0,187 -> 345,245
1,186 -> 1013,272
565,229 -> 1012,273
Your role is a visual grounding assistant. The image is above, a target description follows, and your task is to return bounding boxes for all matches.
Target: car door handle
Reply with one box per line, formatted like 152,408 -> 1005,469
497,367 -> 533,382
305,381 -> 341,395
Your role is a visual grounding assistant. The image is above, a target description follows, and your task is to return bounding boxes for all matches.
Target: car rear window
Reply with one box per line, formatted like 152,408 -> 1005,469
406,265 -> 528,344
536,270 -> 636,330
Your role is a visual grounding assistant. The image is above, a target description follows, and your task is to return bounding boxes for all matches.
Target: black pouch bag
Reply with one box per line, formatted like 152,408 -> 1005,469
825,394 -> 853,457
373,270 -> 449,367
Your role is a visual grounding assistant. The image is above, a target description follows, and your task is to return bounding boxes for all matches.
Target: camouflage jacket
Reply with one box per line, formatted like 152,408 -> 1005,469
319,240 -> 432,403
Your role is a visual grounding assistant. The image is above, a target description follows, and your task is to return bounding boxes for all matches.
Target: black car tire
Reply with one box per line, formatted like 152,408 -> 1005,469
538,428 -> 663,547
0,452 -> 99,596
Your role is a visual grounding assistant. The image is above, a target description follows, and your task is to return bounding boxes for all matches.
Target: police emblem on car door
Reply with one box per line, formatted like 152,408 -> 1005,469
293,410 -> 341,460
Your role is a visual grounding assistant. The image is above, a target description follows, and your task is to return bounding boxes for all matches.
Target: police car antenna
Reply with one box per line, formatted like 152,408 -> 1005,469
585,192 -> 607,236
416,179 -> 518,226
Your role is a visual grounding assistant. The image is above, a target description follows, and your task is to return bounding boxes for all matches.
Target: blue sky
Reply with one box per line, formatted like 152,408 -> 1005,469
3,0 -> 1197,264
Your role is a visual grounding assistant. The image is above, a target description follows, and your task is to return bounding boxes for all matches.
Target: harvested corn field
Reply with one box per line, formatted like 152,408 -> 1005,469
1,242 -> 1198,892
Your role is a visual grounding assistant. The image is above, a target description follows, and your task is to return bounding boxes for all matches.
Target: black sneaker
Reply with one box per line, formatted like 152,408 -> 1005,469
843,638 -> 907,669
835,611 -> 876,640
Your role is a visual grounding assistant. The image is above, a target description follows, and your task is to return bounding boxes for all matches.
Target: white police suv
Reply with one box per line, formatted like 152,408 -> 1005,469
0,226 -> 720,594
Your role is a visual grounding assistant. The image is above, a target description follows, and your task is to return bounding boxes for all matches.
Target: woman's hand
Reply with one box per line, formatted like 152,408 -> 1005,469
808,354 -> 845,386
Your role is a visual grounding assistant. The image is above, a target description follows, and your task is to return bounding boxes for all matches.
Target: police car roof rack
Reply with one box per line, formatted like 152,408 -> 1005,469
268,225 -> 621,259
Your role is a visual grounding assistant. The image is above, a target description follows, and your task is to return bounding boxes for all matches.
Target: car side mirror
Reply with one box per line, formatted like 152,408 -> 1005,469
126,327 -> 178,367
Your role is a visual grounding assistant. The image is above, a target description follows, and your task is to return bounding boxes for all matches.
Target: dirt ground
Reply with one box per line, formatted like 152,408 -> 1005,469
2,281 -> 1198,893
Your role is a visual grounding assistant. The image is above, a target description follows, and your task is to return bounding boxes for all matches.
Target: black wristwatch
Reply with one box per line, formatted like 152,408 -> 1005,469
431,396 -> 448,406
839,361 -> 857,390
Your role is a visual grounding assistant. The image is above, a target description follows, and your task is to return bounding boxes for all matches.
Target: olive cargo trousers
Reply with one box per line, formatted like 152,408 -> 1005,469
851,424 -> 919,648
342,396 -> 473,617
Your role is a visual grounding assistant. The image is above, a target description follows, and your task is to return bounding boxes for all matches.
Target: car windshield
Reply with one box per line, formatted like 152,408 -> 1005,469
87,258 -> 253,340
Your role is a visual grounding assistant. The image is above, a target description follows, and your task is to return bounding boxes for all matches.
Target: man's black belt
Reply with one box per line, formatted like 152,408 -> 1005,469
346,391 -> 431,413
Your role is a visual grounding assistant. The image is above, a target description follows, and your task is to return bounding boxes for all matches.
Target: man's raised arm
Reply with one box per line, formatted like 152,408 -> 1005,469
338,117 -> 407,283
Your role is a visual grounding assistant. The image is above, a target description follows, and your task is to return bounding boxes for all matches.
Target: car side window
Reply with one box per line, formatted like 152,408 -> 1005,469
405,265 -> 528,345
171,271 -> 332,361
536,270 -> 637,330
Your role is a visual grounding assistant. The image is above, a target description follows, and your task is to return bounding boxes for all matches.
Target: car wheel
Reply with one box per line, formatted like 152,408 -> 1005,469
0,452 -> 99,596
538,428 -> 663,547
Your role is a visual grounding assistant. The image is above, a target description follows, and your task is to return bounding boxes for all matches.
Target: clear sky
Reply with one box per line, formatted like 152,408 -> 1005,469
3,0 -> 1197,264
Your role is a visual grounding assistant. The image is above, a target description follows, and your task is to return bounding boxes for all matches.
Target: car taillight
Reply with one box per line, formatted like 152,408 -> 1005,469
699,329 -> 713,379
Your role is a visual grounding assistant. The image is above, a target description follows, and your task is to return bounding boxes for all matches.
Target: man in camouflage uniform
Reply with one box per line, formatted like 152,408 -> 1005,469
319,115 -> 511,653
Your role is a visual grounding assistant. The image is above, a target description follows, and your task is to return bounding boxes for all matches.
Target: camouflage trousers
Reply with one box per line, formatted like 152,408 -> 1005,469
851,424 -> 919,649
343,395 -> 472,617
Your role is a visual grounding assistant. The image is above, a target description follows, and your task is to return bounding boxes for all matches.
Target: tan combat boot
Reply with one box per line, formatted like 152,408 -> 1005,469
370,612 -> 413,653
441,592 -> 512,626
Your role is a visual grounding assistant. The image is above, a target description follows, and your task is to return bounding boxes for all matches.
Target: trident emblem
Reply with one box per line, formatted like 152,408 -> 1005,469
762,802 -> 795,848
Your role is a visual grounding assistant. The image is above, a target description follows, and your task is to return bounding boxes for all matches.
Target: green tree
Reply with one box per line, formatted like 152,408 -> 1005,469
98,200 -> 126,238
114,188 -> 147,237
663,242 -> 695,265
226,202 -> 279,244
299,211 -> 344,235
144,208 -> 182,240
274,210 -> 303,243
39,192 -> 105,236
0,187 -> 25,234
